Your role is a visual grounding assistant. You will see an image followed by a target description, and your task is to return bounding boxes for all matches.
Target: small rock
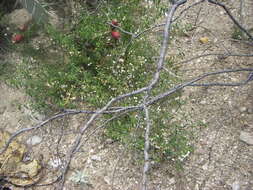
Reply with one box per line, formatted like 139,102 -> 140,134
202,162 -> 209,170
200,100 -> 206,105
104,176 -> 111,185
247,108 -> 253,114
27,135 -> 42,146
168,178 -> 175,184
105,138 -> 114,144
240,132 -> 253,145
239,107 -> 247,113
231,181 -> 240,190
90,155 -> 101,162
7,9 -> 32,29
199,37 -> 209,44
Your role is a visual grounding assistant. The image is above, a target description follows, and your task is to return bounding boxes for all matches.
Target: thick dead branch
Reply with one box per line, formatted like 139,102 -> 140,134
141,1 -> 187,189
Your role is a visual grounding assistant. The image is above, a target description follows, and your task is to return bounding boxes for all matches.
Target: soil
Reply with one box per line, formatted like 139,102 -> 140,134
0,1 -> 253,190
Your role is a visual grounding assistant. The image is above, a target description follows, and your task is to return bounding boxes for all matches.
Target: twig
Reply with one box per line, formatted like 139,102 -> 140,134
207,0 -> 253,40
147,68 -> 253,105
173,0 -> 205,22
141,1 -> 188,189
107,22 -> 136,37
0,107 -> 140,155
58,87 -> 150,189
178,52 -> 253,65
0,112 -> 72,154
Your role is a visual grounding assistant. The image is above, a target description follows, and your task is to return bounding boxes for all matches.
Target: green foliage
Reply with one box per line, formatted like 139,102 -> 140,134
231,25 -> 244,40
105,96 -> 193,164
16,0 -> 156,109
11,0 -> 194,164
0,61 -> 10,79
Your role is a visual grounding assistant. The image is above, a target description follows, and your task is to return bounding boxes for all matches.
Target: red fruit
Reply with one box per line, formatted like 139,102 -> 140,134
12,34 -> 24,43
111,31 -> 120,40
111,20 -> 119,26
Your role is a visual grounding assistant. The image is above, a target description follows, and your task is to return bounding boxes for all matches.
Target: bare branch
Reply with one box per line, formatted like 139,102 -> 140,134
141,1 -> 187,189
173,0 -> 205,22
142,102 -> 151,190
147,68 -> 253,105
178,52 -> 253,65
207,0 -> 253,40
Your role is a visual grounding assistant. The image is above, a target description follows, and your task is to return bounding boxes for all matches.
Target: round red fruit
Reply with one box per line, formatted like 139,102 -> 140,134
111,31 -> 120,40
12,34 -> 24,43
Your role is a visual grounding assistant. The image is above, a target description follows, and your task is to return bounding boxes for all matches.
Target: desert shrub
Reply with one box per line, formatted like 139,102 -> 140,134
11,0 -> 193,163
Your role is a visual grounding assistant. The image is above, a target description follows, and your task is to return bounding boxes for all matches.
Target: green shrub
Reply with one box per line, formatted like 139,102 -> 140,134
105,91 -> 193,164
19,0 -> 156,108
11,0 -> 194,163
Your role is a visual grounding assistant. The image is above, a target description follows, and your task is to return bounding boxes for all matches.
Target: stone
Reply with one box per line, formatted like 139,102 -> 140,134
105,138 -> 114,144
199,37 -> 209,44
104,176 -> 111,185
240,131 -> 253,145
247,108 -> 253,114
168,178 -> 175,184
26,135 -> 42,146
200,100 -> 207,105
202,162 -> 209,170
90,155 -> 101,162
231,181 -> 240,190
239,107 -> 247,113
7,9 -> 32,29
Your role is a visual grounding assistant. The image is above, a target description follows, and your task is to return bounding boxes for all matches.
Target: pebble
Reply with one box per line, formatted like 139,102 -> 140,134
239,107 -> 247,113
168,178 -> 175,184
104,176 -> 111,185
231,181 -> 240,190
202,162 -> 209,170
239,131 -> 253,145
7,9 -> 32,29
200,100 -> 206,105
26,135 -> 42,146
105,138 -> 114,144
247,108 -> 253,114
90,155 -> 101,162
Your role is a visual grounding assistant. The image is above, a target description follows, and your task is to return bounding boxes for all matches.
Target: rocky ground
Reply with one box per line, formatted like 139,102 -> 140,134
0,0 -> 253,190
